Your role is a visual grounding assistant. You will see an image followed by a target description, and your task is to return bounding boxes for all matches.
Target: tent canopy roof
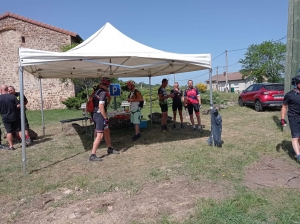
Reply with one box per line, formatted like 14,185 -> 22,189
19,22 -> 211,79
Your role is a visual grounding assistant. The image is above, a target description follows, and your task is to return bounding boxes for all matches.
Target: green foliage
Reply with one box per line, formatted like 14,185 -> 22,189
239,40 -> 286,83
60,43 -> 80,52
201,91 -> 223,104
62,96 -> 86,110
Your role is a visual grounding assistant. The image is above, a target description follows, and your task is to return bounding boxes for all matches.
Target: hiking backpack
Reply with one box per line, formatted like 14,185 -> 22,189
128,89 -> 144,108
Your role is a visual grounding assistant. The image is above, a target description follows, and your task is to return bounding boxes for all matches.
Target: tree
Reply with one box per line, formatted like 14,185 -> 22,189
239,41 -> 286,83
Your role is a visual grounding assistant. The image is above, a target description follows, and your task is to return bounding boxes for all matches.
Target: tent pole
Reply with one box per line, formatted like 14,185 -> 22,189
19,66 -> 27,174
148,73 -> 152,124
39,78 -> 45,136
209,68 -> 214,147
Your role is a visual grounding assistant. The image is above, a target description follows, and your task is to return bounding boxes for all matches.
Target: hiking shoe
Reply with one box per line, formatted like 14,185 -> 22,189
107,147 -> 120,154
172,124 -> 176,129
132,133 -> 141,141
0,145 -> 8,149
8,147 -> 16,151
25,138 -> 32,144
198,126 -> 203,132
181,124 -> 184,129
164,125 -> 169,131
192,127 -> 197,131
89,154 -> 103,161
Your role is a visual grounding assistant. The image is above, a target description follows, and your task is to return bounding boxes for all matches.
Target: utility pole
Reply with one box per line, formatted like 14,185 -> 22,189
285,0 -> 300,94
174,74 -> 176,84
284,0 -> 300,130
216,66 -> 219,91
225,50 -> 228,92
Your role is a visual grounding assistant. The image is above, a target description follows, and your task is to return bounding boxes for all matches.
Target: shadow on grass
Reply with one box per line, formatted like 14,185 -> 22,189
276,140 -> 296,161
272,115 -> 283,131
29,151 -> 83,174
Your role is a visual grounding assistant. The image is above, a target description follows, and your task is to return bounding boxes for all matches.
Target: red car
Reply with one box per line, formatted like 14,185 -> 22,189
238,83 -> 284,111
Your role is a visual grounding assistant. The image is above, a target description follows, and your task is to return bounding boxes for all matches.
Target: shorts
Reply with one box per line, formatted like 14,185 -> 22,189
131,108 -> 142,125
172,102 -> 183,111
160,104 -> 168,113
93,113 -> 105,133
289,116 -> 300,138
3,119 -> 21,133
187,104 -> 200,115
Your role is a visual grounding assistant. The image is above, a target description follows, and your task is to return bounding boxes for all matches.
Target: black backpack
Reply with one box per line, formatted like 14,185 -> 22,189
128,89 -> 144,108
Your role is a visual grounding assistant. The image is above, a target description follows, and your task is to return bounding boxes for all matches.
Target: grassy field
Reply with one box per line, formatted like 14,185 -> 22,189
1,93 -> 300,223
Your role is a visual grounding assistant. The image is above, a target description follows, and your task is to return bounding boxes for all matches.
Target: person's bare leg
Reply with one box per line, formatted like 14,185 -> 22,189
196,114 -> 201,127
91,133 -> 103,155
179,110 -> 183,124
292,138 -> 300,156
190,114 -> 195,126
104,128 -> 111,148
173,110 -> 177,124
6,133 -> 14,148
135,124 -> 140,135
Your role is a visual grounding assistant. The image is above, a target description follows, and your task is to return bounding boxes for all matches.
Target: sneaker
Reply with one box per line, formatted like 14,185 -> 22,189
297,155 -> 300,164
172,124 -> 176,129
107,147 -> 120,154
132,133 -> 141,141
89,154 -> 103,161
192,127 -> 197,131
164,125 -> 169,131
198,126 -> 203,132
0,145 -> 8,149
8,147 -> 16,151
181,124 -> 184,129
161,126 -> 166,132
25,138 -> 32,144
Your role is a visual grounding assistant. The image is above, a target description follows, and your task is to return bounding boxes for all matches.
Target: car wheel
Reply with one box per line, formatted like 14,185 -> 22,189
255,100 -> 263,112
238,97 -> 244,107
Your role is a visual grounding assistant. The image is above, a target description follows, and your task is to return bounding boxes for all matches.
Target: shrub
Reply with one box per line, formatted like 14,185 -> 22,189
196,82 -> 207,93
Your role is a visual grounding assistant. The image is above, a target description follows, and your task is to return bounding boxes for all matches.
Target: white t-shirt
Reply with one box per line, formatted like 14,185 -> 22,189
129,91 -> 140,111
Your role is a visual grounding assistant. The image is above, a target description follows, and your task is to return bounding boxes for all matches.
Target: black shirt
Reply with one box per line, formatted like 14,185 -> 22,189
171,88 -> 182,103
158,86 -> 168,105
14,92 -> 28,115
92,88 -> 108,113
0,94 -> 19,122
283,90 -> 300,117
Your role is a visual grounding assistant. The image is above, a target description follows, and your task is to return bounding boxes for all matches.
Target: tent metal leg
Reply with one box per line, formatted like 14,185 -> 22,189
148,74 -> 152,124
39,78 -> 45,136
209,69 -> 214,147
19,66 -> 27,174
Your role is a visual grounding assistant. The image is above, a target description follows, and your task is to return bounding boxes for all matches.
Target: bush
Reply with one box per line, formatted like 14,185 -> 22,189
62,97 -> 86,109
196,82 -> 207,93
201,91 -> 223,105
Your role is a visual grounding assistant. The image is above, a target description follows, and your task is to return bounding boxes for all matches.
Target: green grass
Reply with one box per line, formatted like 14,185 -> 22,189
1,97 -> 300,223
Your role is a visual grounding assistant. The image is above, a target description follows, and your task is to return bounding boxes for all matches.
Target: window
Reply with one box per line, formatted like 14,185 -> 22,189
264,84 -> 284,91
246,85 -> 254,92
21,36 -> 25,43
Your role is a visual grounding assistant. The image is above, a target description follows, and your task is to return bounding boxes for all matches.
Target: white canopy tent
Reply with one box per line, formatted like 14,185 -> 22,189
18,22 -> 213,174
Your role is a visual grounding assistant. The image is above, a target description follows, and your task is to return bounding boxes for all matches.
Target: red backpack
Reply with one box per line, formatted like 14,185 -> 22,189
86,89 -> 100,113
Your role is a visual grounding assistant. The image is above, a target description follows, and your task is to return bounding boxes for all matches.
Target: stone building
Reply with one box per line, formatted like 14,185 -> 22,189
0,12 -> 82,110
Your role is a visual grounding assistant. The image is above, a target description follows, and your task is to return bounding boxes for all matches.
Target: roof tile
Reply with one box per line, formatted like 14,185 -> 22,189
0,11 -> 79,38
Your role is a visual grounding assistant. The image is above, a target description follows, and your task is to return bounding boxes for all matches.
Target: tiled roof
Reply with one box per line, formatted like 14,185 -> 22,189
0,12 -> 82,39
206,72 -> 244,82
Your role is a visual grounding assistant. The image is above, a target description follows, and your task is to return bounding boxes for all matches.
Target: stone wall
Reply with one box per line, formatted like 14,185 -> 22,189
0,17 -> 79,110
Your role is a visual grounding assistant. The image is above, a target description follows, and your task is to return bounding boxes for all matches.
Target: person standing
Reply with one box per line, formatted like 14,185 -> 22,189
171,82 -> 184,129
281,75 -> 300,163
127,80 -> 144,141
0,84 -> 22,150
8,86 -> 32,144
89,78 -> 118,161
158,78 -> 173,132
184,80 -> 202,131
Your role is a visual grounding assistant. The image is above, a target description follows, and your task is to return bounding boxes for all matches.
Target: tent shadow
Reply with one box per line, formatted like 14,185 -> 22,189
276,140 -> 296,161
25,137 -> 53,147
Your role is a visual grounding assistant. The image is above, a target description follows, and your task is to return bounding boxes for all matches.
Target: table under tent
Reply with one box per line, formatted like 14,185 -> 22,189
18,22 -> 213,174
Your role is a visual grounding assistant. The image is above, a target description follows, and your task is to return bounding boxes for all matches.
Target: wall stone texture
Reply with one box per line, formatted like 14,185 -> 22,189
0,17 -> 80,110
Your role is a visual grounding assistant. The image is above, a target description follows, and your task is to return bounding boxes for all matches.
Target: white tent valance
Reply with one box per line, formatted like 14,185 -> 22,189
19,22 -> 211,78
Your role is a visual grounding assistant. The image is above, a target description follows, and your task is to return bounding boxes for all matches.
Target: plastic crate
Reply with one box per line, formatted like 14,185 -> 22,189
139,120 -> 147,129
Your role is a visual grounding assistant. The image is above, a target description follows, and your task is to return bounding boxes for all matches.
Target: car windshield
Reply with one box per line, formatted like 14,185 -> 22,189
264,84 -> 284,91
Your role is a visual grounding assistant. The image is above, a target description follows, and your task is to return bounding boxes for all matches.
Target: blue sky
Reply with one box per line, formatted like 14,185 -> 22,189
1,0 -> 288,85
